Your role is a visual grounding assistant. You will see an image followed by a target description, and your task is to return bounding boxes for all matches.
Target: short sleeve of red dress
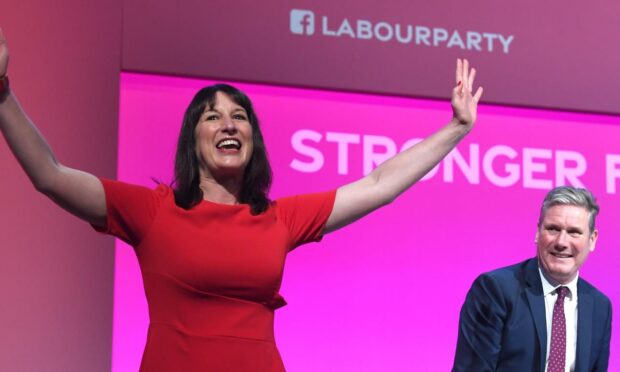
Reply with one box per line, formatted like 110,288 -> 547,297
275,190 -> 337,251
93,178 -> 167,247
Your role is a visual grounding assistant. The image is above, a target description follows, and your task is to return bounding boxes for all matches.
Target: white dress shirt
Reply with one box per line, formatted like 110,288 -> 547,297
539,268 -> 578,372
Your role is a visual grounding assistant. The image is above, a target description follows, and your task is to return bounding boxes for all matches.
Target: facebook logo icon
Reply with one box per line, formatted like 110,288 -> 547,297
290,9 -> 314,35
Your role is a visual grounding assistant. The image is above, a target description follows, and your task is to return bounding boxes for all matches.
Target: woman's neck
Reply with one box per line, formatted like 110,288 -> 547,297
198,173 -> 243,205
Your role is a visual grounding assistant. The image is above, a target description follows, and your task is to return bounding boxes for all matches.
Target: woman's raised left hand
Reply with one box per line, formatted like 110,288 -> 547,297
451,58 -> 483,129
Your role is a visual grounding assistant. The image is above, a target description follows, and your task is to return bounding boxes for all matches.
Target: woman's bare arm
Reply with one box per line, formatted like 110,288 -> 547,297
0,28 -> 106,227
325,59 -> 483,233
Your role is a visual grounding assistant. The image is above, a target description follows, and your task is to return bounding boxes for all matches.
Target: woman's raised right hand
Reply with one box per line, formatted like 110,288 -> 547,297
0,26 -> 107,228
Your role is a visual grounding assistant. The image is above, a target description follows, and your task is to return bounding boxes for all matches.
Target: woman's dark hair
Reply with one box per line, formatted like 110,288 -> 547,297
173,84 -> 272,215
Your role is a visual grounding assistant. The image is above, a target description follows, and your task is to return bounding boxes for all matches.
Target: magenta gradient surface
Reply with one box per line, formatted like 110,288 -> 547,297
122,0 -> 620,114
115,73 -> 620,371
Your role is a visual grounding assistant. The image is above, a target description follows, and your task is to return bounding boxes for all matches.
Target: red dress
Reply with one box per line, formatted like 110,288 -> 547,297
96,179 -> 336,371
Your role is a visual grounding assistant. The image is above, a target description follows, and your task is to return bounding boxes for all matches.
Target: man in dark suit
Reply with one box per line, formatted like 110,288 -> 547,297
453,186 -> 612,372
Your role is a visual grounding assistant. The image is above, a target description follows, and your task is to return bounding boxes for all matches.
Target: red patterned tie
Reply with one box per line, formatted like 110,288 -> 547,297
548,286 -> 569,372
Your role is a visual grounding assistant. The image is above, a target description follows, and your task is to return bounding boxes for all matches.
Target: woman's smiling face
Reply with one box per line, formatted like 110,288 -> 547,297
194,91 -> 254,180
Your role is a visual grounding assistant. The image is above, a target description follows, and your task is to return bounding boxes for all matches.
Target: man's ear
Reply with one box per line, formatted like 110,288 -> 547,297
589,229 -> 599,253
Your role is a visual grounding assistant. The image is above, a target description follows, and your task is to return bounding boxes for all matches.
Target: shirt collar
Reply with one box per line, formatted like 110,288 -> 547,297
538,266 -> 579,299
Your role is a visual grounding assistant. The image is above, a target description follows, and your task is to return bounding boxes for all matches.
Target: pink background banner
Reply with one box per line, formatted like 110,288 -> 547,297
122,0 -> 620,114
3,2 -> 617,371
115,72 -> 620,371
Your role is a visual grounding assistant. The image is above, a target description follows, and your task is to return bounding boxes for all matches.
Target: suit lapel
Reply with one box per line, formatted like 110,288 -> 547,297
575,280 -> 593,372
524,259 -> 547,372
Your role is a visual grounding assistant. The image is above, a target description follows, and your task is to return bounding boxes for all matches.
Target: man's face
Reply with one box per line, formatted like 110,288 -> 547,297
536,204 -> 598,284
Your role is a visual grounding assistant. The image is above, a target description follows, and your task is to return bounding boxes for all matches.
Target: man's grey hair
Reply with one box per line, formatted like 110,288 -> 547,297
538,186 -> 599,233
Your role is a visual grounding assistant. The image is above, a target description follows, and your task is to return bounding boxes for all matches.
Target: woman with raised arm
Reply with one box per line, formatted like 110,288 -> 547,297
0,27 -> 482,372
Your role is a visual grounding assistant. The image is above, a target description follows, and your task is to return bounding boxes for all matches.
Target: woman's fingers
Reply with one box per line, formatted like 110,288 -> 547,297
468,67 -> 476,91
0,27 -> 8,77
456,58 -> 481,96
462,59 -> 470,91
473,86 -> 483,102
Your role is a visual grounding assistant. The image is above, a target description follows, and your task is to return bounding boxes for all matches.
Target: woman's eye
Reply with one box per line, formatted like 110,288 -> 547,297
234,114 -> 248,121
205,114 -> 218,121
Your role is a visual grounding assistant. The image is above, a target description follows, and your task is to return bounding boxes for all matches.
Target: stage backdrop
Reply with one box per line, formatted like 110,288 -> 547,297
122,0 -> 620,114
114,72 -> 620,371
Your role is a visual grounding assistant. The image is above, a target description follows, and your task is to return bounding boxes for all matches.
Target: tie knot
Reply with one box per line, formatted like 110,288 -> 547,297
556,286 -> 569,300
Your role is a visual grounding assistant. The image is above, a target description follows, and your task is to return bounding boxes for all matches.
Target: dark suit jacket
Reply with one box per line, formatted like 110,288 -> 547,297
453,258 -> 611,372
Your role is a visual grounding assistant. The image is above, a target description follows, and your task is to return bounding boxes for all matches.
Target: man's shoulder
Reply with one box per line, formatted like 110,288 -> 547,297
578,276 -> 611,305
468,258 -> 537,295
480,258 -> 536,282
462,259 -> 538,310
